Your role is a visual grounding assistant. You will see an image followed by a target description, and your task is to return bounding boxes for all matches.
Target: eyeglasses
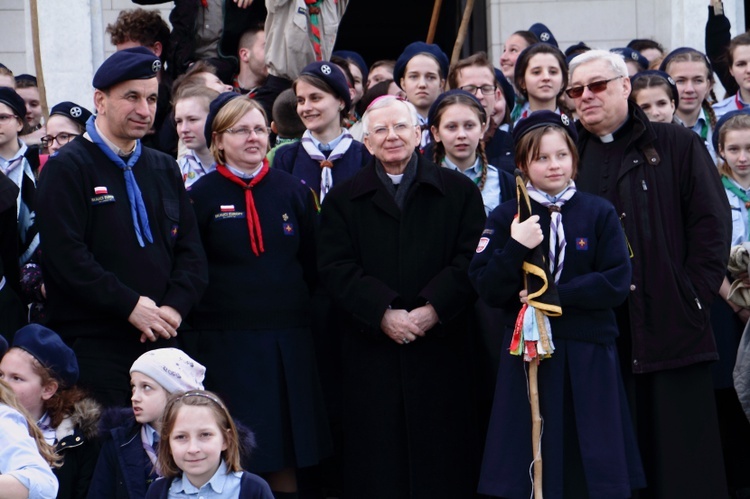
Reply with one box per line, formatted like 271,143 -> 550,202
0,114 -> 19,124
565,76 -> 624,99
460,84 -> 497,96
366,122 -> 416,139
41,132 -> 79,148
223,126 -> 270,138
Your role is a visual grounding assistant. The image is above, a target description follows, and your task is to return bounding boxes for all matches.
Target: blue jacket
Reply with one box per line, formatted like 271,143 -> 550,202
87,410 -> 156,499
146,471 -> 273,499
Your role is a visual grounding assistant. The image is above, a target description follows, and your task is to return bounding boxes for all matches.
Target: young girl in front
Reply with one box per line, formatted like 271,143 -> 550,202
660,47 -> 717,158
428,89 -> 515,214
629,70 -> 678,124
513,43 -> 569,124
713,33 -> 750,120
273,60 -> 370,205
0,336 -> 60,499
469,111 -> 644,498
88,348 -> 208,499
0,324 -> 100,499
173,84 -> 219,189
147,390 -> 273,499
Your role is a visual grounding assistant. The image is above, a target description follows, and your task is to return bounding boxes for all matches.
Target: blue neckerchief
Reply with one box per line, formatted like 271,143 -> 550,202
86,116 -> 153,247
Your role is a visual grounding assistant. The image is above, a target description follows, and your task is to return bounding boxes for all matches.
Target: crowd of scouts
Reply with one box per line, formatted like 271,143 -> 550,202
0,1 -> 750,498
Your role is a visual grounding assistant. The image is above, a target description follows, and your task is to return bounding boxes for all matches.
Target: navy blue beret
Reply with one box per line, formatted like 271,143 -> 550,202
427,89 -> 486,129
15,74 -> 37,86
658,47 -> 712,73
529,23 -> 558,48
712,109 -> 750,155
93,47 -> 161,90
50,101 -> 93,129
0,335 -> 7,357
300,60 -> 352,111
13,324 -> 79,387
393,42 -> 449,90
564,41 -> 591,59
0,87 -> 26,121
611,47 -> 648,72
512,110 -> 577,144
493,67 -> 516,105
332,50 -> 369,85
204,92 -> 241,147
630,70 -> 679,109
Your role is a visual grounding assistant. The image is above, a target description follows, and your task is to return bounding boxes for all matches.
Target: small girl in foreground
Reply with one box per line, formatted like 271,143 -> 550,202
469,111 -> 644,498
146,390 -> 273,499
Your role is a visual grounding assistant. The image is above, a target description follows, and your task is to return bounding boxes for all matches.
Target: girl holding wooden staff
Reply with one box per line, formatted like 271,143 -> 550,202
469,111 -> 645,498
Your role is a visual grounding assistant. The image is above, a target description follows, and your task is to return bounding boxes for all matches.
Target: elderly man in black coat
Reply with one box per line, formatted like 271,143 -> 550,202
318,96 -> 485,499
568,49 -> 731,498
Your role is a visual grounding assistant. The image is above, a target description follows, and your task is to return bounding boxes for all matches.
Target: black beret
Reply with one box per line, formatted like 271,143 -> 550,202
300,61 -> 352,110
50,101 -> 93,129
0,335 -> 7,358
630,70 -> 679,109
13,324 -> 79,387
204,92 -> 241,147
611,47 -> 648,72
93,47 -> 161,90
15,74 -> 37,86
529,23 -> 558,48
494,67 -> 516,105
427,89 -> 486,129
512,110 -> 577,144
712,109 -> 750,155
332,50 -> 369,84
564,41 -> 591,59
658,47 -> 712,73
0,87 -> 26,121
393,42 -> 449,90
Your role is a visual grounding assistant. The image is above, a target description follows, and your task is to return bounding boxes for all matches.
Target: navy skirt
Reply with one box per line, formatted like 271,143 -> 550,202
189,327 -> 333,473
478,331 -> 645,499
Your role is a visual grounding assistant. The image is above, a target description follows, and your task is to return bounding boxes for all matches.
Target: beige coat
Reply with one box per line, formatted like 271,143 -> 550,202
265,0 -> 350,81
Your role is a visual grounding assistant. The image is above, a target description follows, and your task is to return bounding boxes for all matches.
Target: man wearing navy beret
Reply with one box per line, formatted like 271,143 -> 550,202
35,47 -> 208,407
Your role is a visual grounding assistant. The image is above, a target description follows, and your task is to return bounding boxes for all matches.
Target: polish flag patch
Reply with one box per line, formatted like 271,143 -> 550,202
220,205 -> 235,212
476,237 -> 490,253
94,186 -> 108,195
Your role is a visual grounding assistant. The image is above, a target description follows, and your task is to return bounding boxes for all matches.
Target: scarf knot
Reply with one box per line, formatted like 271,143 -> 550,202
526,181 -> 577,284
86,116 -> 152,247
300,129 -> 352,203
217,161 -> 270,256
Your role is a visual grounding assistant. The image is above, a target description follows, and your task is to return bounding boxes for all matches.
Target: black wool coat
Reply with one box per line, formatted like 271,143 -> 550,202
318,154 -> 486,499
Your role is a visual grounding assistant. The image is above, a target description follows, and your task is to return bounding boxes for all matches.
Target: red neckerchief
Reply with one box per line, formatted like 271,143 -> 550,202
216,160 -> 270,256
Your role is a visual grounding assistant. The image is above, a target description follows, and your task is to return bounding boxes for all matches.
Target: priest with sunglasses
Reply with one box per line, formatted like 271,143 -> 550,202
567,49 -> 730,498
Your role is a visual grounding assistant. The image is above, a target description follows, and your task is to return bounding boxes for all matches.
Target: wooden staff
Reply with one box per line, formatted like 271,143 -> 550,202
529,358 -> 543,498
29,0 -> 49,121
426,0 -> 443,44
451,0 -> 476,65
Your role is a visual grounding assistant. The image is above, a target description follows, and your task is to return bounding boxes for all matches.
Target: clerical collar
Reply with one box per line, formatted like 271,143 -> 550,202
386,172 -> 405,184
596,115 -> 631,143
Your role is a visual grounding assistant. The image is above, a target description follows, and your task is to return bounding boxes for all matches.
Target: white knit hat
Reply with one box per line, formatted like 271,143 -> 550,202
130,348 -> 206,394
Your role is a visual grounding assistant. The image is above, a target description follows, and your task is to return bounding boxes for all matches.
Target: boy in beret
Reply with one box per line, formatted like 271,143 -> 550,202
0,86 -> 39,268
88,348 -> 206,499
35,47 -> 208,408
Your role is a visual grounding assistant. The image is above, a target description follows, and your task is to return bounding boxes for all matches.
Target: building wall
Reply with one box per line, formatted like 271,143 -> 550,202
0,0 -> 745,112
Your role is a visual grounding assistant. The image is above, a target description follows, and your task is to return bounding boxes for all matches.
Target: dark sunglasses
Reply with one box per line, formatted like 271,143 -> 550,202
565,76 -> 623,99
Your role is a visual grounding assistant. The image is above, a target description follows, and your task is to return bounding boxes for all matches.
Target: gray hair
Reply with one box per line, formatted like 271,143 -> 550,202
568,49 -> 628,81
362,96 -> 419,135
